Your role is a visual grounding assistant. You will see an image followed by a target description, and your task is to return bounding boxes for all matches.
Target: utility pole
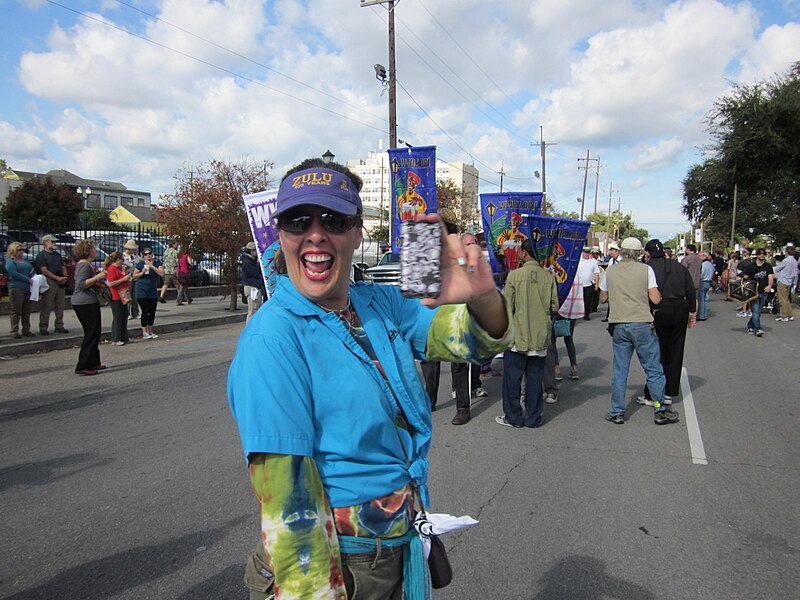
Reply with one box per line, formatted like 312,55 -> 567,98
577,149 -> 596,220
498,160 -> 506,192
593,157 -> 601,214
362,0 -> 397,147
615,196 -> 621,240
606,182 -> 617,240
532,126 -> 557,215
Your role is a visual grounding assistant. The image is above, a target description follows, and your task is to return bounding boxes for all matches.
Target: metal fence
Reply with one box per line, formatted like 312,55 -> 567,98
1,220 -> 231,288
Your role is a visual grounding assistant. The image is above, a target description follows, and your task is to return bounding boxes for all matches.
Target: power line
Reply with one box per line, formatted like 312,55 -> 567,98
414,0 -> 529,117
45,0 -> 389,135
379,7 -> 533,144
112,0 -> 390,127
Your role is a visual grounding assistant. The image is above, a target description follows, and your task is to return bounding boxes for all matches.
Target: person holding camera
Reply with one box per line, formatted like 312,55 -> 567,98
227,158 -> 510,599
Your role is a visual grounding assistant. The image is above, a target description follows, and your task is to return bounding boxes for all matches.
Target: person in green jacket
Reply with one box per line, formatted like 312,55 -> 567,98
496,238 -> 558,428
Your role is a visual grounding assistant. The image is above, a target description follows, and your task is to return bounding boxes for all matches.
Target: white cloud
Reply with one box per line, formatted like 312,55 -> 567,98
626,137 -> 684,171
526,0 -> 758,144
738,22 -> 800,82
0,121 -> 44,157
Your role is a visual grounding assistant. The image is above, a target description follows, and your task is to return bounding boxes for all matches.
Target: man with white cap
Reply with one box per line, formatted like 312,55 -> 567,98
123,240 -> 140,319
576,245 -> 601,320
34,235 -> 69,335
599,237 -> 679,426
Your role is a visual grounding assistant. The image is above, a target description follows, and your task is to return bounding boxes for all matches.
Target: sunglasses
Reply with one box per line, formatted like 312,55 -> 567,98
143,252 -> 153,255
277,210 -> 361,234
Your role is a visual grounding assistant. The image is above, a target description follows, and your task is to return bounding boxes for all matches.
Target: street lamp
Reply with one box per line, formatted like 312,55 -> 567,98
76,186 -> 92,203
322,149 -> 335,164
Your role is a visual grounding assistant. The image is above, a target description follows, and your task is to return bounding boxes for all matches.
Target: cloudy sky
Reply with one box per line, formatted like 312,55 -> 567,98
2,0 -> 799,240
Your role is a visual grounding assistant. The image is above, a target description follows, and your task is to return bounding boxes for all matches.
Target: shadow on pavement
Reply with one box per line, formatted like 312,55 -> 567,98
533,555 -> 655,600
176,563 -> 247,600
3,516 -> 249,600
0,453 -> 114,492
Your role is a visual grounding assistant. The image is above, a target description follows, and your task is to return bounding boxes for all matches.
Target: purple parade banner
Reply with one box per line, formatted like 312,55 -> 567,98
480,192 -> 590,299
387,145 -> 437,253
242,189 -> 280,296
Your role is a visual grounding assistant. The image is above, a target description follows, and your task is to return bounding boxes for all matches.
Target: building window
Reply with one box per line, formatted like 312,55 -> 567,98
86,193 -> 101,208
121,196 -> 134,206
104,195 -> 118,209
137,197 -> 145,207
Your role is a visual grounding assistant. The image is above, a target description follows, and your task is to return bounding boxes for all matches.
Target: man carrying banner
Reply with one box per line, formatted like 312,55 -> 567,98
496,239 -> 558,429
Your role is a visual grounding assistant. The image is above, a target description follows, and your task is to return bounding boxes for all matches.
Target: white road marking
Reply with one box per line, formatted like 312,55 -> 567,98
680,367 -> 708,465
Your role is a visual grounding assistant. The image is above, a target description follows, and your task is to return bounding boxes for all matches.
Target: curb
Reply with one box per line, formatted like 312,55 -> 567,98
0,313 -> 246,358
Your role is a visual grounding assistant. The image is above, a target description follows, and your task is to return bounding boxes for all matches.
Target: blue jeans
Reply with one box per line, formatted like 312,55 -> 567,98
610,323 -> 665,415
747,292 -> 768,331
502,350 -> 545,427
697,280 -> 711,319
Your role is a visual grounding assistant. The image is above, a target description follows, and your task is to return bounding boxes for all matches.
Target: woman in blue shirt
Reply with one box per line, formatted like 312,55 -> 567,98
5,242 -> 35,339
132,247 -> 164,340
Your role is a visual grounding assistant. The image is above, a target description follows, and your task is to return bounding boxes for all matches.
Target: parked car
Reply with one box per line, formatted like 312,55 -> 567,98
198,254 -> 223,285
363,251 -> 400,285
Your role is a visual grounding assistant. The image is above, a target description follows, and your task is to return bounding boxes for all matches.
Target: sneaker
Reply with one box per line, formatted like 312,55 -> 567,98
544,394 -> 558,404
737,311 -> 748,317
654,409 -> 679,425
747,328 -> 755,335
159,297 -> 166,304
755,329 -> 764,337
789,317 -> 795,321
112,341 -> 124,346
451,409 -> 471,425
554,365 -> 563,382
746,311 -> 752,316
474,387 -> 488,398
55,328 -> 69,334
150,333 -> 159,339
39,330 -> 50,336
775,317 -> 784,321
142,333 -> 153,340
605,413 -> 624,425
495,415 -> 522,428
23,331 -> 35,337
636,395 -> 672,406
568,369 -> 579,380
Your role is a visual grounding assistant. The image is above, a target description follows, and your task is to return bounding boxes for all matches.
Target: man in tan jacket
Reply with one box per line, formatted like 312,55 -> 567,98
600,237 -> 679,426
496,239 -> 558,428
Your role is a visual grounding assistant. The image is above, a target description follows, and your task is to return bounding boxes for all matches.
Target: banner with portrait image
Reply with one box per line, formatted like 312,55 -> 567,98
480,192 -> 590,299
387,145 -> 437,253
242,189 -> 281,297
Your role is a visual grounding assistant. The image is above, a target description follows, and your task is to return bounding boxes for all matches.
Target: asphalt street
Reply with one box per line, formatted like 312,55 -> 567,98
1,294 -> 798,599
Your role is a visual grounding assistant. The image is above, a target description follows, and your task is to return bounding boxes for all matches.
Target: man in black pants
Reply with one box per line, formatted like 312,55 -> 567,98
638,239 -> 697,405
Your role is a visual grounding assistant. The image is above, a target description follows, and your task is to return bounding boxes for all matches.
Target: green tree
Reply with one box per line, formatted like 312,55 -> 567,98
436,179 -> 479,232
158,158 -> 273,310
369,207 -> 390,245
682,61 -> 800,247
2,177 -> 83,230
83,207 -> 122,229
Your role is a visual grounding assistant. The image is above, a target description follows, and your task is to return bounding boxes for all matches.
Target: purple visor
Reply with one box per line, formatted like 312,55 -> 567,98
273,167 -> 362,218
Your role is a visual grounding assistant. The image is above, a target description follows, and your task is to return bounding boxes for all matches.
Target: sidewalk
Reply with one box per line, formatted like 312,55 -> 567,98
0,294 -> 246,358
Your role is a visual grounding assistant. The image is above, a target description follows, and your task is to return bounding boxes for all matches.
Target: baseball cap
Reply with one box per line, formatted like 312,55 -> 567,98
42,234 -> 58,242
582,245 -> 592,252
273,167 -> 362,218
620,237 -> 643,251
245,241 -> 256,251
644,239 -> 665,258
608,244 -> 619,251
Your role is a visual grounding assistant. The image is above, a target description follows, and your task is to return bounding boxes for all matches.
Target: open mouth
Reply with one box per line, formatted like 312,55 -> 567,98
302,252 -> 333,281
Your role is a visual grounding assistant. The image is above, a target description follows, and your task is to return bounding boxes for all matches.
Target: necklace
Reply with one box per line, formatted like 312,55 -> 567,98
317,294 -> 354,333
